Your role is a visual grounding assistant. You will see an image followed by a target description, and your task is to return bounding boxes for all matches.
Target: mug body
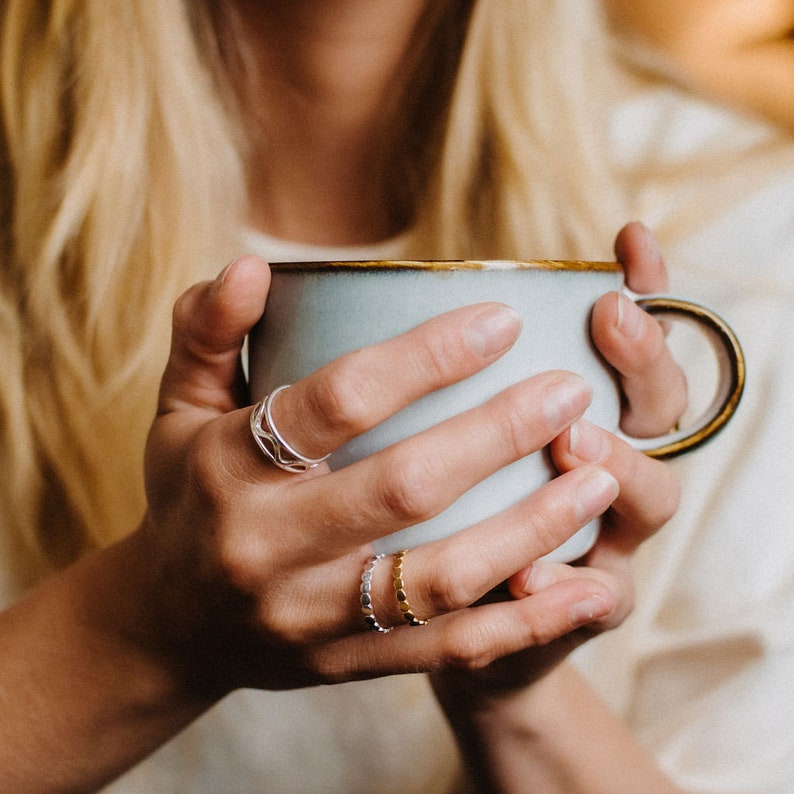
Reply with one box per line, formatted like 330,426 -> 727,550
248,261 -> 624,562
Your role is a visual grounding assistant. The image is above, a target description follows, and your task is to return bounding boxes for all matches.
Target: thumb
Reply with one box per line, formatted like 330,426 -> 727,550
158,256 -> 271,415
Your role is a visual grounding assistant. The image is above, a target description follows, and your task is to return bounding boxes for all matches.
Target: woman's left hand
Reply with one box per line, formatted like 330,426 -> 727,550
432,222 -> 684,700
591,221 -> 687,438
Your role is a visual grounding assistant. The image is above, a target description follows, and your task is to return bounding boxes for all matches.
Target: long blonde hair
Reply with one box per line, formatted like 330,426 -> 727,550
0,1 -> 244,582
415,0 -> 626,259
0,0 -> 620,586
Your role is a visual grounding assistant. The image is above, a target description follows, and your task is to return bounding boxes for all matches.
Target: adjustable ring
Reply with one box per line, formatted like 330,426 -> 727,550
392,549 -> 430,626
250,384 -> 331,473
360,554 -> 392,634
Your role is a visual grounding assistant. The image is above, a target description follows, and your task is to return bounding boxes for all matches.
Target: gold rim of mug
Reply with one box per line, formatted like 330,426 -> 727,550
268,259 -> 622,272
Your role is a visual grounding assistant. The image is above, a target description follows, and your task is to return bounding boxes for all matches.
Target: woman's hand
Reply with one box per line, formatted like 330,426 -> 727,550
140,223 -> 683,698
429,223 -> 684,792
429,421 -> 681,791
138,255 -> 632,696
139,225 -> 683,700
433,455 -> 683,794
0,230 -> 683,791
431,222 -> 683,696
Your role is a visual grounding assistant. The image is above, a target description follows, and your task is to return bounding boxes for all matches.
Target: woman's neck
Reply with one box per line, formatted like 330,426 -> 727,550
219,0 -> 435,245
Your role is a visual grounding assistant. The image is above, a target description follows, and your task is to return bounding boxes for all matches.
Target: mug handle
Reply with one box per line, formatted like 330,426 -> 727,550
623,297 -> 746,460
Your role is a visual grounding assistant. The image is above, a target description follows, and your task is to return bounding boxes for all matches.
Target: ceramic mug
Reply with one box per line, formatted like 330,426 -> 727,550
248,260 -> 745,562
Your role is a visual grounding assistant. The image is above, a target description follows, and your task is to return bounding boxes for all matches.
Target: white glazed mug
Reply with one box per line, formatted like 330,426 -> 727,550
248,260 -> 745,562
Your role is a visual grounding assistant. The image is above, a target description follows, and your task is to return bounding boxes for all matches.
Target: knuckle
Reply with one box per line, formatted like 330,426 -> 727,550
376,451 -> 440,523
438,624 -> 499,672
171,285 -> 198,329
505,405 -> 537,458
309,360 -> 374,437
211,524 -> 265,602
525,501 -> 570,556
211,542 -> 325,654
254,600 -> 309,648
520,621 -> 558,650
425,554 -> 487,614
416,330 -> 469,384
183,442 -> 271,598
442,628 -> 494,672
248,571 -> 326,650
497,385 -> 548,458
308,644 -> 365,686
187,419 -> 257,496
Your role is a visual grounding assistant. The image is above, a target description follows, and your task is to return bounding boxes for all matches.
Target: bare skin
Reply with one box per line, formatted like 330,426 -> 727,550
226,0 -> 436,243
0,244 -> 680,792
0,2 -> 685,791
224,0 -> 686,441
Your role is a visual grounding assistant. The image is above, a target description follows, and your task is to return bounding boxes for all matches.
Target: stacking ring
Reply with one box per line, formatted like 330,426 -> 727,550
360,554 -> 392,634
250,384 -> 331,473
392,549 -> 430,626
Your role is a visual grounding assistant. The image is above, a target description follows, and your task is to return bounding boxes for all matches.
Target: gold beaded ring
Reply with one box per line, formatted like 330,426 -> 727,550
392,549 -> 431,626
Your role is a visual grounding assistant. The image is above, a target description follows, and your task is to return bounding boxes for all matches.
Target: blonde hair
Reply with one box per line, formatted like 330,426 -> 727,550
415,0 -> 626,260
1,1 -> 244,582
0,0 -> 621,586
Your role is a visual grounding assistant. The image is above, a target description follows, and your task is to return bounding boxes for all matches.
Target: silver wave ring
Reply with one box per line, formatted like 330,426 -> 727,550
249,384 -> 330,473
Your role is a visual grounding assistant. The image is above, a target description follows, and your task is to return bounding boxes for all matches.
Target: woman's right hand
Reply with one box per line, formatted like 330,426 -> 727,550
137,255 -> 665,697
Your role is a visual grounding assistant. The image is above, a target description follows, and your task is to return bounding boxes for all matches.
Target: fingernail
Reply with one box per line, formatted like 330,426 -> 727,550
543,375 -> 592,427
575,469 -> 618,524
569,594 -> 612,626
521,562 -> 557,593
568,420 -> 608,462
616,292 -> 643,339
465,305 -> 522,358
213,260 -> 237,291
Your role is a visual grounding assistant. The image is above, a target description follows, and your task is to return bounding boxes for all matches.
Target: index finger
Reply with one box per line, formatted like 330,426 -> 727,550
257,302 -> 522,460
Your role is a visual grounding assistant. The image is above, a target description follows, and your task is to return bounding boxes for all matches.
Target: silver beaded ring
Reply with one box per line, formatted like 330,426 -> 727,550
360,554 -> 393,634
